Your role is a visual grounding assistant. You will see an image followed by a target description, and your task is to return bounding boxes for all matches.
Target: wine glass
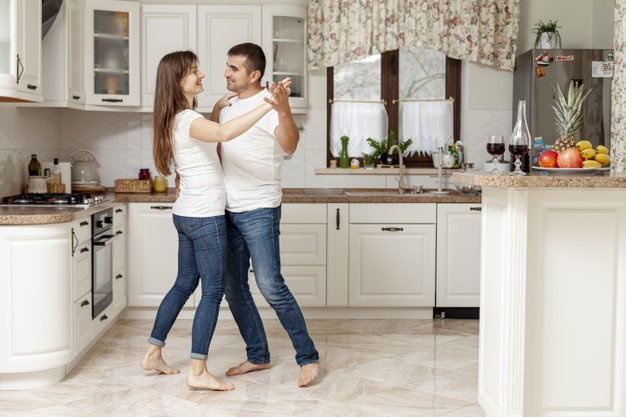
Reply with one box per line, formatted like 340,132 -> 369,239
509,135 -> 529,176
486,135 -> 505,175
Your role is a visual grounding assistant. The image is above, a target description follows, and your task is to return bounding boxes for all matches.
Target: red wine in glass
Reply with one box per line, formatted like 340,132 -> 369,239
486,143 -> 505,156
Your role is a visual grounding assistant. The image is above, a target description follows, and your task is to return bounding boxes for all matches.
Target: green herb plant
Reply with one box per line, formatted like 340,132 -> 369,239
366,131 -> 412,158
532,19 -> 562,49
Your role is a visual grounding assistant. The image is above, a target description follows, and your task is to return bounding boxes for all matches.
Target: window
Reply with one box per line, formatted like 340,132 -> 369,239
327,47 -> 461,167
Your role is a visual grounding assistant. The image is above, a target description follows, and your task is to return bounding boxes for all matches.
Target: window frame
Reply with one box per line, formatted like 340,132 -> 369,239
326,50 -> 462,167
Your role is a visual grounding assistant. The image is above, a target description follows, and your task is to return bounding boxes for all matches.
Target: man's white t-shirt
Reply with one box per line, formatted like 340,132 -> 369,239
172,109 -> 226,217
219,89 -> 282,213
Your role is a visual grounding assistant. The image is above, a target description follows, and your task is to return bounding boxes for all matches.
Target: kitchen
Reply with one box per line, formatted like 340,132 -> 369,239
1,0 -> 625,416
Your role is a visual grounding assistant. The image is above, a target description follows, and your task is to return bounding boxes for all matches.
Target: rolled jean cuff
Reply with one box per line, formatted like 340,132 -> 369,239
148,337 -> 165,348
190,352 -> 208,360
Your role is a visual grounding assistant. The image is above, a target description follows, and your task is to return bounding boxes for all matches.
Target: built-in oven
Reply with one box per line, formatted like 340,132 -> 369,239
92,208 -> 114,318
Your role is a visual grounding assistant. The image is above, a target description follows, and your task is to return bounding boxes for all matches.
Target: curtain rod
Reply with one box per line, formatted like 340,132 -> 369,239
392,97 -> 454,104
329,99 -> 387,105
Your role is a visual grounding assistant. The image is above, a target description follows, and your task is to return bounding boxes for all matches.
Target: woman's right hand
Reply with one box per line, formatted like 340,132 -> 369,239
216,92 -> 238,110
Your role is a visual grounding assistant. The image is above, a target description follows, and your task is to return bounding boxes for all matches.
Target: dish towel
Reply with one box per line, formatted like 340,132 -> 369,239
399,101 -> 454,156
330,102 -> 388,157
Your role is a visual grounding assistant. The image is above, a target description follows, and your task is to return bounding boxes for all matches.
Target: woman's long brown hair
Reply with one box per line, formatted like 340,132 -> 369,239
153,51 -> 199,176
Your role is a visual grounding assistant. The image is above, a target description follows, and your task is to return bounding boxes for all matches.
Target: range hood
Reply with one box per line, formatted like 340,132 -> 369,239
42,0 -> 63,39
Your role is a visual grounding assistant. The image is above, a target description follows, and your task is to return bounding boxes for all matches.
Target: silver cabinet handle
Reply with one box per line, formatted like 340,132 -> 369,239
470,207 -> 482,211
381,227 -> 403,232
151,206 -> 173,210
16,54 -> 24,83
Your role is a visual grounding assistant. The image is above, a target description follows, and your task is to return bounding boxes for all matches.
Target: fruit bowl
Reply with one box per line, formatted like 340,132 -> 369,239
454,183 -> 481,195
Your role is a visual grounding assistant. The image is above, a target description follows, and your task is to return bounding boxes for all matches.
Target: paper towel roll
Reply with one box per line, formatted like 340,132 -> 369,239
41,162 -> 72,193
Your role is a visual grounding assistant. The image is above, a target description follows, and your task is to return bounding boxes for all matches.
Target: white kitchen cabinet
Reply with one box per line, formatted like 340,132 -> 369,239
0,0 -> 42,102
326,203 -> 349,306
0,223 -> 73,389
73,291 -> 92,354
197,5 -> 262,110
71,217 -> 92,301
84,0 -> 140,106
249,203 -> 327,307
140,4 -> 197,108
111,204 -> 126,314
436,203 -> 482,308
67,0 -> 85,104
127,203 -> 185,307
348,204 -> 437,307
262,2 -> 307,110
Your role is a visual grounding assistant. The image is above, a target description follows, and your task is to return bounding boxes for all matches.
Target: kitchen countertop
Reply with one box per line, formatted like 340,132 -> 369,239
454,170 -> 626,188
0,187 -> 480,225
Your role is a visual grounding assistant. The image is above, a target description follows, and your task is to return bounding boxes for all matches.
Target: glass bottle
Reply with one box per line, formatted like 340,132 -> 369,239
138,168 -> 151,180
51,158 -> 62,184
509,100 -> 531,175
340,136 -> 350,168
28,154 -> 41,176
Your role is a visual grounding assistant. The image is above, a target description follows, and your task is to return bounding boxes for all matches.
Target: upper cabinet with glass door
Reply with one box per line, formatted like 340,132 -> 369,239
262,2 -> 306,111
84,0 -> 139,106
0,0 -> 42,103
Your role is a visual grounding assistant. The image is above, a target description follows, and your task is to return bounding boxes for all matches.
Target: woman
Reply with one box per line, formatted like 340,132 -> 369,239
140,50 -> 290,391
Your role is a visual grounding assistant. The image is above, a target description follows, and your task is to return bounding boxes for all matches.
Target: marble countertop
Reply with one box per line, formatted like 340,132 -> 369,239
454,170 -> 626,188
0,187 -> 480,225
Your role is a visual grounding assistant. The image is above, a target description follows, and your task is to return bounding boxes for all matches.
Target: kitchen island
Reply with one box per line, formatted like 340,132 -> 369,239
453,171 -> 626,417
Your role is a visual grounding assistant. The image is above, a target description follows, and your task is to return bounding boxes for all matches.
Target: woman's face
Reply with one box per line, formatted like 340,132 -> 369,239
180,62 -> 205,99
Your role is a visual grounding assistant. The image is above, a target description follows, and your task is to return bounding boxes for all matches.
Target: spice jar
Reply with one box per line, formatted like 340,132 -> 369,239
138,168 -> 151,180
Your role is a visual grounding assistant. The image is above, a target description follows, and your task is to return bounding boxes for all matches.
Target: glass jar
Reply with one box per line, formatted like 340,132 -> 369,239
153,176 -> 167,193
138,168 -> 151,180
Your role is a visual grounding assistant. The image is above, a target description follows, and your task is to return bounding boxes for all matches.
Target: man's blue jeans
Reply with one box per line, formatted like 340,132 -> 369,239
149,214 -> 227,360
224,206 -> 319,367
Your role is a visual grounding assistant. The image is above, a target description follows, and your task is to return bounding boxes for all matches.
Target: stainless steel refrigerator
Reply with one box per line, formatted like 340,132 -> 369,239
513,48 -> 613,150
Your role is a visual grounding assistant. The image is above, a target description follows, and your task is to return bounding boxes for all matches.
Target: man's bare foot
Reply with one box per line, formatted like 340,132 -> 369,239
141,345 -> 180,374
298,362 -> 319,387
187,368 -> 235,391
225,360 -> 270,376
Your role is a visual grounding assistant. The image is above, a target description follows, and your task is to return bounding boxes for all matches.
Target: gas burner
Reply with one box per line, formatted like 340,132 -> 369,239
1,192 -> 108,208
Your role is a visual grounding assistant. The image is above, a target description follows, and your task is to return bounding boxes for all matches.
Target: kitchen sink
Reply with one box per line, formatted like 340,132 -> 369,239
344,189 -> 420,196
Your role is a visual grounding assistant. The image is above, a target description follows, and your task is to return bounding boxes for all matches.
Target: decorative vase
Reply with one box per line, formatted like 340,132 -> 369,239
340,136 -> 350,168
539,32 -> 558,49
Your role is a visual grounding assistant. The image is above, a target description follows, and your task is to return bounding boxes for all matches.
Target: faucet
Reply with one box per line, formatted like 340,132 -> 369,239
388,145 -> 407,193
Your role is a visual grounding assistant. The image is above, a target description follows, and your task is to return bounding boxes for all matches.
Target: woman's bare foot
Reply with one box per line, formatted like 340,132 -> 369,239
298,362 -> 319,387
225,360 -> 270,376
188,359 -> 235,391
141,344 -> 180,374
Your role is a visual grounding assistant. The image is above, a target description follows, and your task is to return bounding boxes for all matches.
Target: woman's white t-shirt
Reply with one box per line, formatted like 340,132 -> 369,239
172,109 -> 225,217
219,89 -> 282,212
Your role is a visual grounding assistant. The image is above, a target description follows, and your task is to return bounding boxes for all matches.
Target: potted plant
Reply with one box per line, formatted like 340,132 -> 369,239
532,19 -> 562,49
366,131 -> 412,166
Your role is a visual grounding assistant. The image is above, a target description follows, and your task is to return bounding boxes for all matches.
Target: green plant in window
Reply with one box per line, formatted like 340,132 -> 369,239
366,131 -> 412,158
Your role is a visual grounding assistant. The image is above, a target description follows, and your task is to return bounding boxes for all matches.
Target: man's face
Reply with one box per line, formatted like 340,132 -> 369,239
224,55 -> 253,93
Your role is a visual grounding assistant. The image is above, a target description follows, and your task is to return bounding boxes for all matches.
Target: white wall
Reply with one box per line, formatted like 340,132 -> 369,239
0,0 -> 615,197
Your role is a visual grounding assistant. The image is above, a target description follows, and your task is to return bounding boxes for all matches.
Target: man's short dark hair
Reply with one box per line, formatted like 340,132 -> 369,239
227,43 -> 266,81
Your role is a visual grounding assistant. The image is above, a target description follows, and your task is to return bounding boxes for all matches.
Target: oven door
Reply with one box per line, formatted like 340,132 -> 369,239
92,233 -> 114,318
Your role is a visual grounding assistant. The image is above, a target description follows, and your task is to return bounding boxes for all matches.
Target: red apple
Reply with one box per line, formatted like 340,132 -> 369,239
538,150 -> 559,168
557,148 -> 584,168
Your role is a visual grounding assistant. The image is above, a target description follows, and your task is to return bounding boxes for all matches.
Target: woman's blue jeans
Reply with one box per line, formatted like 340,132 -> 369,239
149,214 -> 227,360
224,206 -> 319,367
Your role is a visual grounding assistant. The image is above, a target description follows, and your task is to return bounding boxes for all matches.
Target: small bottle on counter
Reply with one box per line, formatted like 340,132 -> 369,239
138,168 -> 151,180
51,158 -> 62,184
28,154 -> 41,176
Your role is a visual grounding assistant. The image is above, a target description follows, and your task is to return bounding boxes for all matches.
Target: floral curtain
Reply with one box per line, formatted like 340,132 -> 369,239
307,0 -> 521,71
612,0 -> 625,173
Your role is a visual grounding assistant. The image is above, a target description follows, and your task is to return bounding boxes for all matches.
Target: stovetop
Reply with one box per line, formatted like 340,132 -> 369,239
0,193 -> 108,208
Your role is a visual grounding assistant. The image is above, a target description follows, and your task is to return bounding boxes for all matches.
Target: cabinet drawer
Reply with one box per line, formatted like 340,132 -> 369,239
350,203 -> 436,224
280,224 -> 326,265
72,218 -> 92,244
112,226 -> 125,273
250,265 -> 326,307
74,292 -> 93,354
281,204 -> 327,224
113,205 -> 126,228
73,241 -> 92,301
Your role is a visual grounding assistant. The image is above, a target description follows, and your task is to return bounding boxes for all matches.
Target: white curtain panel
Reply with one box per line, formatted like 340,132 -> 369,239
400,100 -> 454,156
329,102 -> 389,157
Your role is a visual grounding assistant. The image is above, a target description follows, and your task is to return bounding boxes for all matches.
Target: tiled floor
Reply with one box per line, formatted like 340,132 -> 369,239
0,318 -> 485,417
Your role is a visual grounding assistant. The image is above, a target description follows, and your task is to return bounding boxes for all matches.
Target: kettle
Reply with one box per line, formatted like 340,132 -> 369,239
69,149 -> 100,186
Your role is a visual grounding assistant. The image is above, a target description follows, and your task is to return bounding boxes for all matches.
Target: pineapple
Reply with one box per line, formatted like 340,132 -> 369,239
551,81 -> 592,153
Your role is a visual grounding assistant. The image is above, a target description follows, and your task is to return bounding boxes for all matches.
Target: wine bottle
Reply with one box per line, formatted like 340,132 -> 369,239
28,154 -> 41,176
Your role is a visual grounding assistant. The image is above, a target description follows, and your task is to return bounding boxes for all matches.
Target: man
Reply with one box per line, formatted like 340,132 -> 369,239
210,43 -> 319,387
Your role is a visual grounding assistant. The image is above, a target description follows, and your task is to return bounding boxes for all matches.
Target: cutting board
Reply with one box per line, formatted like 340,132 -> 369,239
71,185 -> 107,194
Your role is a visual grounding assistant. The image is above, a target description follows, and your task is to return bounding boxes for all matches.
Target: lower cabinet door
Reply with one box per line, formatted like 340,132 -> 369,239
74,292 -> 92,354
348,224 -> 436,307
112,266 -> 126,315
